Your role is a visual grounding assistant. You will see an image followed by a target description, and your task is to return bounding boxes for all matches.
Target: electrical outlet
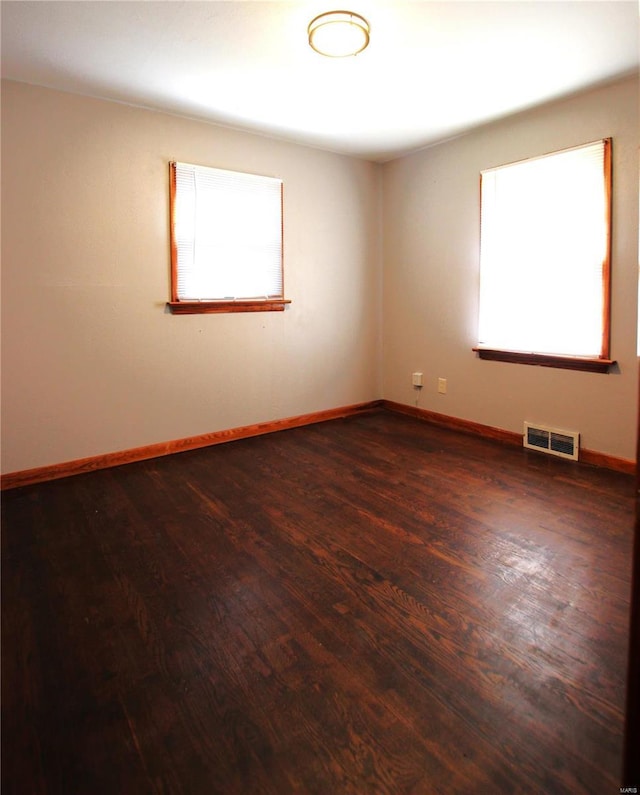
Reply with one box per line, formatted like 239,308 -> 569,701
438,377 -> 447,394
412,372 -> 423,387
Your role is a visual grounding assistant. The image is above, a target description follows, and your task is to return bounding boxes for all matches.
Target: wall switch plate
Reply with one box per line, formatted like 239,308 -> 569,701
438,377 -> 447,394
412,372 -> 423,387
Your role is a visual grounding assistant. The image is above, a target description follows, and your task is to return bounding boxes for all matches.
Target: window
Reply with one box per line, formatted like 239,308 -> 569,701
475,139 -> 613,372
168,161 -> 289,314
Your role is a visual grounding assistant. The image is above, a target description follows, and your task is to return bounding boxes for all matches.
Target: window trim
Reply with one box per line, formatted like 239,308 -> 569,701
472,347 -> 615,373
167,161 -> 289,315
474,138 -> 613,372
167,299 -> 291,314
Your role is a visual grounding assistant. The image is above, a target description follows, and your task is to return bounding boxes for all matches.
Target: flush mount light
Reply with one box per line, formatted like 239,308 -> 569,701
308,11 -> 370,57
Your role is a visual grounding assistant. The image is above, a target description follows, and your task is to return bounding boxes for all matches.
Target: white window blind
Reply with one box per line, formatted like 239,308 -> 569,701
478,139 -> 611,358
171,162 -> 283,301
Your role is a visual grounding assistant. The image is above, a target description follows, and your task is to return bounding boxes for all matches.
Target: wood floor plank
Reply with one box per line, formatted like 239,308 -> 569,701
2,411 -> 634,794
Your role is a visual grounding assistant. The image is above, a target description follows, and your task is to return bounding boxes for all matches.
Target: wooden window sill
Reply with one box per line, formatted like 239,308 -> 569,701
473,348 -> 615,373
168,299 -> 291,315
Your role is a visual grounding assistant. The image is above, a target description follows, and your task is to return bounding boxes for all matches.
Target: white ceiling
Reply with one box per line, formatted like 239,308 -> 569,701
1,1 -> 638,162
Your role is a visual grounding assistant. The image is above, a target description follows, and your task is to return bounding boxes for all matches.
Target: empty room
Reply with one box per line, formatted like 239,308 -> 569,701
1,1 -> 639,793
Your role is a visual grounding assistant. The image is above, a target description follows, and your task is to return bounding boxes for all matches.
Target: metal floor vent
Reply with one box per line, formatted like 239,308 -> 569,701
523,422 -> 579,461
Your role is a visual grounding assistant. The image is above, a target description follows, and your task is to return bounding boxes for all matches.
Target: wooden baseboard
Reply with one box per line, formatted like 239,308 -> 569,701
579,448 -> 636,475
3,398 -> 634,489
382,400 -> 636,476
1,401 -> 383,490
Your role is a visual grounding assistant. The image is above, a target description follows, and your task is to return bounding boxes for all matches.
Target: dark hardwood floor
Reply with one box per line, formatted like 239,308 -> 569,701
2,411 -> 635,794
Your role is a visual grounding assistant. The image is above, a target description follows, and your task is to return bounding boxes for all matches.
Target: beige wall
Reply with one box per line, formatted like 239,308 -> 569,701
1,81 -> 382,473
382,75 -> 639,461
2,76 -> 638,474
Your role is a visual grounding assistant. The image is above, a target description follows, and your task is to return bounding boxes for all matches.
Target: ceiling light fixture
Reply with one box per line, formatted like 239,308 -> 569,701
308,11 -> 370,58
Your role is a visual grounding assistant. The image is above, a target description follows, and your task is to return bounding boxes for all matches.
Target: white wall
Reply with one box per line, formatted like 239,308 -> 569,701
382,75 -> 639,461
1,81 -> 382,473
